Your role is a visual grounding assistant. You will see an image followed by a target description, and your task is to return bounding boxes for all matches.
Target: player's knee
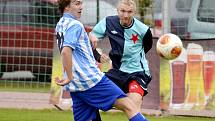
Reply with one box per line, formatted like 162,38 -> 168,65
115,97 -> 138,113
125,102 -> 137,113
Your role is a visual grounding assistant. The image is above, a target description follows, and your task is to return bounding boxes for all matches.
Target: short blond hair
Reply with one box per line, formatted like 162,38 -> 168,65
117,0 -> 137,11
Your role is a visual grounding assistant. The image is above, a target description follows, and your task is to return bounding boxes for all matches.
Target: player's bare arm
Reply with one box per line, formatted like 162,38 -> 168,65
89,32 -> 98,49
90,33 -> 110,63
93,49 -> 109,63
55,77 -> 71,86
55,46 -> 73,86
100,53 -> 110,63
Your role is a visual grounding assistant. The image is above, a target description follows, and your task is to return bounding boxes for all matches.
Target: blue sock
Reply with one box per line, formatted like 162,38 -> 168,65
129,113 -> 148,121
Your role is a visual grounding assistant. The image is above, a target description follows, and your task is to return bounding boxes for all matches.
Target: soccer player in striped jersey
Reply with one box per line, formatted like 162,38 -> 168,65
55,0 -> 148,121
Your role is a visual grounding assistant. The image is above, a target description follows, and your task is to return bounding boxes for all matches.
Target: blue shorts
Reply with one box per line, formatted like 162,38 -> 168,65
70,76 -> 127,121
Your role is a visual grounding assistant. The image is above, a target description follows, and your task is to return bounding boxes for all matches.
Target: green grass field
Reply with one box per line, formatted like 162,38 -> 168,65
0,82 -> 50,93
0,108 -> 214,121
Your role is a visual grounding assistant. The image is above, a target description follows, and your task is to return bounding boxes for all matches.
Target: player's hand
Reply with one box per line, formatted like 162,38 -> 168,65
55,77 -> 71,86
89,32 -> 98,49
100,53 -> 110,63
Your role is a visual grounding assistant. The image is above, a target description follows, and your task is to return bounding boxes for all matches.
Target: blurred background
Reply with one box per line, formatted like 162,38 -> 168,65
0,0 -> 215,116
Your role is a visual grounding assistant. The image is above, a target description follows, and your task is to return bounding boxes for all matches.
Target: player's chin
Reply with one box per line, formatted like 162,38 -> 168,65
121,20 -> 131,26
77,13 -> 82,18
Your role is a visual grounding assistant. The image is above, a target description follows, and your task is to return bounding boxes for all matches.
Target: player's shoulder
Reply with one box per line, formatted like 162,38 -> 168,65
63,19 -> 84,33
69,19 -> 83,28
59,17 -> 83,28
133,17 -> 149,29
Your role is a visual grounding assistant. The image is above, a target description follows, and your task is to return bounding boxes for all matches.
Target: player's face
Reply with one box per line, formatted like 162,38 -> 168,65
117,3 -> 135,27
66,0 -> 83,19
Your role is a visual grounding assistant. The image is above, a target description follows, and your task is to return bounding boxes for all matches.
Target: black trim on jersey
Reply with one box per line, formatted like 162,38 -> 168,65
142,28 -> 153,53
140,28 -> 153,69
140,52 -> 144,69
93,49 -> 101,63
120,18 -> 134,29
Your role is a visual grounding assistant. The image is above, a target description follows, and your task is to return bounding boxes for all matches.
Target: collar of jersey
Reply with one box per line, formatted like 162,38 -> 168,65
63,13 -> 76,19
120,18 -> 134,29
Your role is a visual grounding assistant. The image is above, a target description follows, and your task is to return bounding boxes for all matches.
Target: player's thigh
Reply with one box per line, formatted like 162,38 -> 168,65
127,93 -> 142,111
127,93 -> 142,104
77,76 -> 127,111
113,96 -> 137,111
113,96 -> 139,118
70,92 -> 97,121
128,80 -> 144,107
128,80 -> 145,96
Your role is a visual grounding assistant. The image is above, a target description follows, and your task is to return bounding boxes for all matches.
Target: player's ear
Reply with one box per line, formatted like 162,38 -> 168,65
64,3 -> 71,11
65,6 -> 69,11
116,8 -> 120,13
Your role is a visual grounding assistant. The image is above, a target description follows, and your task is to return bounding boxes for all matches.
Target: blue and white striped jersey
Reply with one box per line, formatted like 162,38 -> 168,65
55,13 -> 104,92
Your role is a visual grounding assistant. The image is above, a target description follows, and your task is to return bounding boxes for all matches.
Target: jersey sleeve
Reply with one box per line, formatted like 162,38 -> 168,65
92,18 -> 107,40
63,24 -> 82,50
143,28 -> 153,53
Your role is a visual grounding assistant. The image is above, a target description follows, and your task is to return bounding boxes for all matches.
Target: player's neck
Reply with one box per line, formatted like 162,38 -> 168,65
120,18 -> 134,28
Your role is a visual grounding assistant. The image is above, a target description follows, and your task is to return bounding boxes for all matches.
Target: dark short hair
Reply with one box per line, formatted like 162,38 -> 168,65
57,0 -> 72,14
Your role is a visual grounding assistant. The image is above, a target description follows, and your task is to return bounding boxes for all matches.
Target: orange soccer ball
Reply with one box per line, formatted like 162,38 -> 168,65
156,33 -> 183,60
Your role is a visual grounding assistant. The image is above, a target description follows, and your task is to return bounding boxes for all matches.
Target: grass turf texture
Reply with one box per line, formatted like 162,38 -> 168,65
0,108 -> 214,121
0,81 -> 50,92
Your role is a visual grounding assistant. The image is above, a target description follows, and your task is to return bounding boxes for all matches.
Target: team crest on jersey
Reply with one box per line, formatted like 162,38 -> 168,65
130,34 -> 138,44
111,30 -> 118,34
